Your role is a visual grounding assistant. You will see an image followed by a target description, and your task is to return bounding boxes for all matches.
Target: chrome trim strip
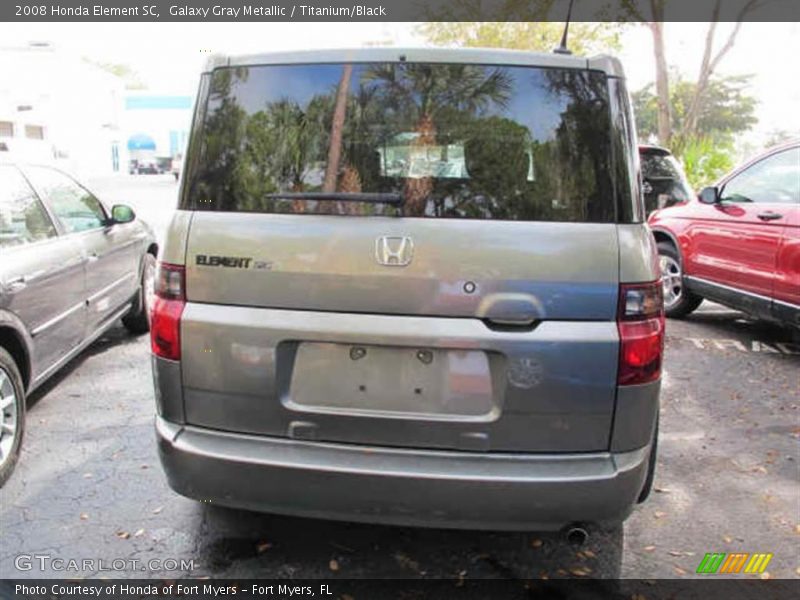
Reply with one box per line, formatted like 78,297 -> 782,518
31,301 -> 85,337
87,272 -> 136,304
32,272 -> 135,337
31,303 -> 132,388
773,297 -> 800,310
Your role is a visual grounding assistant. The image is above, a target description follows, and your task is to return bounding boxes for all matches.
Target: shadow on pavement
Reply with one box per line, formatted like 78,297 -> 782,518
26,325 -> 147,409
681,305 -> 800,347
194,504 -> 624,579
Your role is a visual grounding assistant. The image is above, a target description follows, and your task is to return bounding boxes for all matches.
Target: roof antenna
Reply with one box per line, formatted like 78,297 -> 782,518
553,0 -> 575,55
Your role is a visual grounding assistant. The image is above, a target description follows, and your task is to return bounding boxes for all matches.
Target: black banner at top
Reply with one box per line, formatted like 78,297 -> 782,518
3,0 -> 800,22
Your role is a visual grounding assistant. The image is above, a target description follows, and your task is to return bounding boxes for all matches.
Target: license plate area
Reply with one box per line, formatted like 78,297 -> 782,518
286,342 -> 499,421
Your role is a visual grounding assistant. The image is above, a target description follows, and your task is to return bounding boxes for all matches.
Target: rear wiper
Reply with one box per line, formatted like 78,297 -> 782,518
263,192 -> 404,206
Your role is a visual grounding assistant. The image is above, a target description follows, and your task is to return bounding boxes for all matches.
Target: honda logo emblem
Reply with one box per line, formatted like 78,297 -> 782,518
375,236 -> 414,267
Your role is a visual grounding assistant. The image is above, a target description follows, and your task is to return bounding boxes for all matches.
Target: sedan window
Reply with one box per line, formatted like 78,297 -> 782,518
0,165 -> 57,248
24,166 -> 107,233
722,147 -> 800,205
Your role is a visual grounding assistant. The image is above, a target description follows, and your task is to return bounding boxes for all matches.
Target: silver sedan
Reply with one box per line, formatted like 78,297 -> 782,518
0,162 -> 157,485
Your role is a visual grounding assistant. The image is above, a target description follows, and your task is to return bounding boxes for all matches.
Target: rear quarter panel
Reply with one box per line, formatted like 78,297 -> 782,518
617,224 -> 660,283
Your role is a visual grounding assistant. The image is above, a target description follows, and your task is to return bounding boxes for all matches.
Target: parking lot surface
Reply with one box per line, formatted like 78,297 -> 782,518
1,176 -> 798,580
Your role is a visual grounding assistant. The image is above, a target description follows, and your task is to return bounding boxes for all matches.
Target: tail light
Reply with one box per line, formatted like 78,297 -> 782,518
617,281 -> 665,386
150,262 -> 185,361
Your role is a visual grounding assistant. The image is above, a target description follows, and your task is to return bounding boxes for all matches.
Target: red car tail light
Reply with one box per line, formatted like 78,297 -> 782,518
617,282 -> 665,386
150,262 -> 185,361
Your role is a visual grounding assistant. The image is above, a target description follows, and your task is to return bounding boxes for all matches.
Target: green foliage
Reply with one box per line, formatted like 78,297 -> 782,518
675,136 -> 735,189
632,74 -> 757,189
364,63 -> 514,120
418,21 -> 623,56
83,58 -> 146,89
632,74 -> 758,144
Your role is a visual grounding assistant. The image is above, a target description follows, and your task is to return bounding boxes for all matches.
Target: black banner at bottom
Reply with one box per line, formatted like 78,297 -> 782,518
1,579 -> 797,600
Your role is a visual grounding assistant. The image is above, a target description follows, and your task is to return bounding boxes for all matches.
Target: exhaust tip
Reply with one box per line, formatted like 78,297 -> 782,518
564,524 -> 589,546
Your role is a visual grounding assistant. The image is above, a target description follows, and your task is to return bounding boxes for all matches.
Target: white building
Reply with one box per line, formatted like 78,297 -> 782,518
0,41 -> 125,178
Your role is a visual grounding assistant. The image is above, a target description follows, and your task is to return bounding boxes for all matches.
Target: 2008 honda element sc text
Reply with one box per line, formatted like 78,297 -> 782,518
152,47 -> 663,531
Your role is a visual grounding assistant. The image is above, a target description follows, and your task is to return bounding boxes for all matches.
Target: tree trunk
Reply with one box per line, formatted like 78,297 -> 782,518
683,1 -> 745,140
338,165 -> 363,215
403,112 -> 436,217
322,64 -> 353,194
648,19 -> 671,145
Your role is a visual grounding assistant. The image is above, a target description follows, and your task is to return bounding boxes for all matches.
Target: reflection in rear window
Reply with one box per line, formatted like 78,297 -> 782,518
181,63 -> 619,222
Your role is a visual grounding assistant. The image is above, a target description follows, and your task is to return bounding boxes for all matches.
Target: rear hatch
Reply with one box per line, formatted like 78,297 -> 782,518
177,56 -> 632,453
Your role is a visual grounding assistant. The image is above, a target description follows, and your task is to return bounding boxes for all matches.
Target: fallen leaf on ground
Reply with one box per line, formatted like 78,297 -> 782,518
531,538 -> 543,548
80,513 -> 89,521
394,553 -> 420,572
152,506 -> 163,515
583,550 -> 595,558
329,541 -> 355,553
328,559 -> 339,572
723,535 -> 733,543
653,511 -> 667,519
256,541 -> 271,553
674,566 -> 687,576
134,528 -> 145,537
760,572 -> 771,580
83,473 -> 93,479
643,545 -> 656,552
570,567 -> 592,577
115,531 -> 130,540
654,487 -> 671,494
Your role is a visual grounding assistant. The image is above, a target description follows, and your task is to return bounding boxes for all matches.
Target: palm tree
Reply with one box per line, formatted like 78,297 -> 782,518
244,95 -> 332,212
363,63 -> 514,215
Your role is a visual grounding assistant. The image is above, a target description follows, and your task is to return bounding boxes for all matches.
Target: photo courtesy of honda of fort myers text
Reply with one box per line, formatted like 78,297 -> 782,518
0,0 -> 799,599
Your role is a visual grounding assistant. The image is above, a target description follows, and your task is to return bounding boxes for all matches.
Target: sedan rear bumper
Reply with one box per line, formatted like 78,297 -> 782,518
156,417 -> 650,531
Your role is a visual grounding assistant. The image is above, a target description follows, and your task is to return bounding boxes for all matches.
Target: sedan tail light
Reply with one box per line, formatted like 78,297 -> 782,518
617,282 -> 665,386
150,262 -> 185,361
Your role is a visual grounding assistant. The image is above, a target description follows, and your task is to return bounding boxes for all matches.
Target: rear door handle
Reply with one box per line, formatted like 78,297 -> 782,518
757,212 -> 783,221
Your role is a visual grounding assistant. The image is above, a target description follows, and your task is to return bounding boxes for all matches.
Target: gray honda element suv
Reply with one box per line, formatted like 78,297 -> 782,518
153,48 -> 663,531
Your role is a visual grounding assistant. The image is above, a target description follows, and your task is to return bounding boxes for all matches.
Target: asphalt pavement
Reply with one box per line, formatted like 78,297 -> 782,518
0,175 -> 797,580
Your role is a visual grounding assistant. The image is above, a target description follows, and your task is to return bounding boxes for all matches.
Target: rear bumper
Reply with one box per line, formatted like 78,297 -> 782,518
156,416 -> 651,531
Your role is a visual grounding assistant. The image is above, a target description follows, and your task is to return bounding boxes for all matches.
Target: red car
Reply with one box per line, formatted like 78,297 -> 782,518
648,141 -> 799,327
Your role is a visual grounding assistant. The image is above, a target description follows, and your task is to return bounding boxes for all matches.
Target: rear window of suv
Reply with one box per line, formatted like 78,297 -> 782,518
181,62 -> 625,222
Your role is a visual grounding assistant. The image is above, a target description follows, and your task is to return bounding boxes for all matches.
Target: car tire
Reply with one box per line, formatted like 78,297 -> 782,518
658,242 -> 702,318
123,253 -> 157,335
0,347 -> 25,488
637,417 -> 659,503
